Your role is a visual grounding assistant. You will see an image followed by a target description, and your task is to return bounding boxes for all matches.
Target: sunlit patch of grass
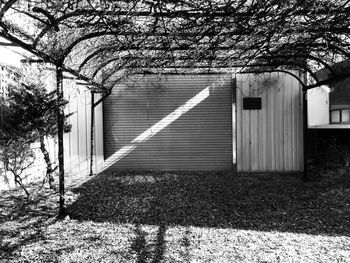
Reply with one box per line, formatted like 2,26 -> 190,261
3,220 -> 350,263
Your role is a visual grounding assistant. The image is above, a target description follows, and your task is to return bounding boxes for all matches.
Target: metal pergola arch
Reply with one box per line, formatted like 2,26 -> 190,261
2,0 -> 350,216
2,1 -> 350,88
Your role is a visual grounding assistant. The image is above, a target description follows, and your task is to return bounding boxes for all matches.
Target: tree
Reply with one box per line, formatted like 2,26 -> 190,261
7,79 -> 71,189
0,69 -> 71,193
0,103 -> 35,197
0,139 -> 35,197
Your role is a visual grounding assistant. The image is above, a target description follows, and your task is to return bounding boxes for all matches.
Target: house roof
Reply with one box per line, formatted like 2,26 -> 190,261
1,1 -> 350,93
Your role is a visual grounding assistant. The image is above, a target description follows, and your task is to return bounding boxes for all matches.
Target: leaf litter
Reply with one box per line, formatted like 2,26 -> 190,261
0,171 -> 350,262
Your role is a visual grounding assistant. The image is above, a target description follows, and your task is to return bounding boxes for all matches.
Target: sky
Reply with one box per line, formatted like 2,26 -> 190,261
0,37 -> 31,68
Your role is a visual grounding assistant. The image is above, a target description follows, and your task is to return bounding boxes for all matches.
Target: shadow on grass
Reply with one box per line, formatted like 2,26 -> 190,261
130,223 -> 167,263
0,187 -> 58,259
1,171 -> 349,262
67,171 -> 350,236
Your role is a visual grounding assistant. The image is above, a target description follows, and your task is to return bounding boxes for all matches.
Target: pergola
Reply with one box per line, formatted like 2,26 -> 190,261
1,0 -> 350,215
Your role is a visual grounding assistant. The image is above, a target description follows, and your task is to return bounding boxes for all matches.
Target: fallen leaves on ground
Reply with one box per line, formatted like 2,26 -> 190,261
1,172 -> 350,262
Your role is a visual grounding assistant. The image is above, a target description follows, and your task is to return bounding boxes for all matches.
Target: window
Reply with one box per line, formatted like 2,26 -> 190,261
330,109 -> 350,123
342,109 -> 350,122
331,110 -> 340,123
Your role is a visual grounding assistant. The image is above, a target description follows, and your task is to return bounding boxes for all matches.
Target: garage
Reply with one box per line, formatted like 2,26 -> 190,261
103,74 -> 234,171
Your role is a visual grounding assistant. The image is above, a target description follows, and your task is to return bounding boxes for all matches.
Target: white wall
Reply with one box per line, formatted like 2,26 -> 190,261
307,86 -> 330,127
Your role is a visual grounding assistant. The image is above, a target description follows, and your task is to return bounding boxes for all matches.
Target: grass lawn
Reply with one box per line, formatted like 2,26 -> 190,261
1,171 -> 350,262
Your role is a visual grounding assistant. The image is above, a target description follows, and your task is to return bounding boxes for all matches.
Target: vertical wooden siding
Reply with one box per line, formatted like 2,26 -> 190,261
103,74 -> 233,171
236,73 -> 303,172
63,79 -> 104,177
45,72 -> 104,177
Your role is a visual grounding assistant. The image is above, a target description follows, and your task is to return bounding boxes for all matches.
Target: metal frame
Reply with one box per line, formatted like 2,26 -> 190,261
2,0 -> 350,214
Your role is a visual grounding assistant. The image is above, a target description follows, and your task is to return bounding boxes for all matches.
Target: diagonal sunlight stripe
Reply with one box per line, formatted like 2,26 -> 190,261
132,87 -> 210,143
104,87 -> 210,169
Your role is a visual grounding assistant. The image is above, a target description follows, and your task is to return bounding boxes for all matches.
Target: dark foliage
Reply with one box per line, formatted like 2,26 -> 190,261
6,82 -> 71,139
306,129 -> 350,177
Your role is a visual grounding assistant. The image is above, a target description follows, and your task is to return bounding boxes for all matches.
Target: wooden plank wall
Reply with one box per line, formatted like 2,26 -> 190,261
44,71 -> 105,178
236,73 -> 303,172
63,79 -> 104,178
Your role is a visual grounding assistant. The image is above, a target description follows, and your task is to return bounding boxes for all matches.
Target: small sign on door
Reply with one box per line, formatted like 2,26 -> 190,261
243,97 -> 262,110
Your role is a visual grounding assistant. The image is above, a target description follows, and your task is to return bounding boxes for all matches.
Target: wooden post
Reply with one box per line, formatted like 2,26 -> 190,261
56,64 -> 65,218
90,91 -> 95,176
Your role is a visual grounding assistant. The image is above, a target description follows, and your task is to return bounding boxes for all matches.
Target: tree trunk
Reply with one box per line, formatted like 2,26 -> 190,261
39,136 -> 55,189
14,175 -> 30,198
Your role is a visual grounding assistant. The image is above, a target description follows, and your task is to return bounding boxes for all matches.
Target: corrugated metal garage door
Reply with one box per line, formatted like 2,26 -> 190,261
103,74 -> 233,171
